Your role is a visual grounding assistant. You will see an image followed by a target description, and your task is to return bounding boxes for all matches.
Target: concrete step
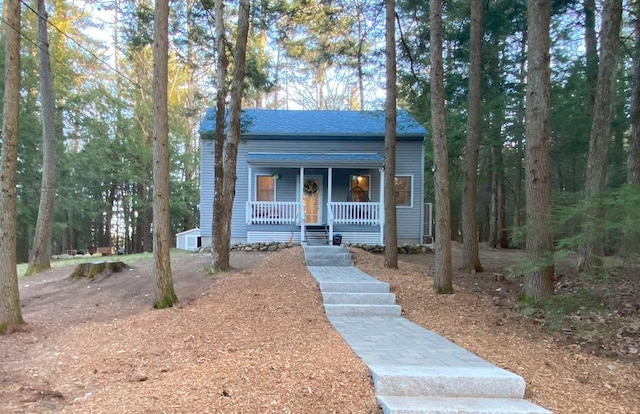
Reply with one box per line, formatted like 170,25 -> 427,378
377,396 -> 551,414
305,256 -> 353,266
324,304 -> 402,317
303,245 -> 346,254
370,365 -> 526,399
322,292 -> 397,305
303,246 -> 354,266
319,281 -> 390,293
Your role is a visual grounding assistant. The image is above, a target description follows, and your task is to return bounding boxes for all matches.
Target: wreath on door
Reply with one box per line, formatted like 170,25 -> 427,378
303,179 -> 319,196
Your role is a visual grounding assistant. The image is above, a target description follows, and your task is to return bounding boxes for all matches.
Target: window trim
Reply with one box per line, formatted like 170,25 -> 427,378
395,175 -> 413,208
255,174 -> 276,202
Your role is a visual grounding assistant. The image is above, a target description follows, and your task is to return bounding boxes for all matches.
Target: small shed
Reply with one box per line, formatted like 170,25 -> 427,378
176,228 -> 201,251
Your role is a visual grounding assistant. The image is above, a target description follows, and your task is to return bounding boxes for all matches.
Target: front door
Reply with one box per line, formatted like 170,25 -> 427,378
302,176 -> 322,225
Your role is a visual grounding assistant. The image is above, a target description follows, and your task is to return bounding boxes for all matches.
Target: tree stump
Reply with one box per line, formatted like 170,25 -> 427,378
69,261 -> 128,280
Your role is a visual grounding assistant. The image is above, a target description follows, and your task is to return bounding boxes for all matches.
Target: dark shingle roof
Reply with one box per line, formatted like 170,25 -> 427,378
199,109 -> 427,138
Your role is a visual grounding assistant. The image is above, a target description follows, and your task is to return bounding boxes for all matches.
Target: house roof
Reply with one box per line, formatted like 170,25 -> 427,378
199,109 -> 427,139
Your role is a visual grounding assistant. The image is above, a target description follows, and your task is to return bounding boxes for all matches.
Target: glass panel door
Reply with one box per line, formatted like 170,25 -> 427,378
302,176 -> 322,225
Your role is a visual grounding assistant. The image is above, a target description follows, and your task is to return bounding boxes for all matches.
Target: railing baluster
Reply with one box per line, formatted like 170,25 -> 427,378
249,201 -> 380,226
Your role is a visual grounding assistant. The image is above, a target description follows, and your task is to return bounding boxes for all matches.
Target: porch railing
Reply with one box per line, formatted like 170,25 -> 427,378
328,202 -> 381,226
246,201 -> 302,225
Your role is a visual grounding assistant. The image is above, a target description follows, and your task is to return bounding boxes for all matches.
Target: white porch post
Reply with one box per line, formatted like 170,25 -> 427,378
248,167 -> 252,201
247,167 -> 252,225
328,167 -> 333,243
379,167 -> 385,245
300,167 -> 305,243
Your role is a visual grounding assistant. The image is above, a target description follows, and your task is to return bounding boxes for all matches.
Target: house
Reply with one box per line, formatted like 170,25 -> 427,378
175,228 -> 201,251
199,109 -> 428,247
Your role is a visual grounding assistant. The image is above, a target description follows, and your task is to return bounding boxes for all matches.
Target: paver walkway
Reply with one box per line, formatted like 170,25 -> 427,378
303,245 -> 551,414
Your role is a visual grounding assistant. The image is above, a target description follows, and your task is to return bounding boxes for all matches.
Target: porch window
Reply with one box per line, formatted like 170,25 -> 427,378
350,174 -> 370,202
395,176 -> 412,207
256,175 -> 275,201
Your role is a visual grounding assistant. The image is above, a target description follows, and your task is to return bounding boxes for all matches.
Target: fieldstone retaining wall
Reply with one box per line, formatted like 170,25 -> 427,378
201,242 -> 433,254
343,243 -> 433,254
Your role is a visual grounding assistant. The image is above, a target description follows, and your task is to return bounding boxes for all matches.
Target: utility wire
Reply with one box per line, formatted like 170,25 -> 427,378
0,13 -> 68,68
18,0 -> 146,91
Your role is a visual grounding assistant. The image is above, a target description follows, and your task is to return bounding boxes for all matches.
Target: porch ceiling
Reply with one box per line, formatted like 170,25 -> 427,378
247,152 -> 384,168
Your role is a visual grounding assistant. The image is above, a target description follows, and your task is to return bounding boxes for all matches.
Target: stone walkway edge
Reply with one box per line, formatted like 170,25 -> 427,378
303,245 -> 551,414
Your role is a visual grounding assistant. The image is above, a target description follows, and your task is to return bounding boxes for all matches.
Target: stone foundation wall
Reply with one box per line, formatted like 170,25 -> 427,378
198,242 -> 433,254
343,243 -> 433,254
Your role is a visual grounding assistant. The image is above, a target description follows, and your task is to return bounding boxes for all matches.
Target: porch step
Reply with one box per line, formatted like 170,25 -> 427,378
306,231 -> 329,245
377,396 -> 551,414
324,304 -> 401,317
322,292 -> 397,305
369,365 -> 526,399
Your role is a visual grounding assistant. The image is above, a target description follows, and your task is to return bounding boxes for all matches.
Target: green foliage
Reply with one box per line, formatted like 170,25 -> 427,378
555,185 -> 640,268
506,252 -> 554,280
509,185 -> 640,283
520,287 -> 610,331
122,1 -> 155,50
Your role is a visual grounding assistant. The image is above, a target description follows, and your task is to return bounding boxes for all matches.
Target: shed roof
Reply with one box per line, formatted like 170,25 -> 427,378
199,109 -> 427,139
176,228 -> 200,237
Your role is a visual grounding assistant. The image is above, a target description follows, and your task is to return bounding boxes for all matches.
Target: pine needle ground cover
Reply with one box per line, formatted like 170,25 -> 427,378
1,247 -> 638,413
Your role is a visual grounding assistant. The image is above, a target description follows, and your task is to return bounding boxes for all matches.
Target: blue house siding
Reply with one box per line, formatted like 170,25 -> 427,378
200,140 -> 215,240
396,140 -> 425,243
199,109 -> 428,246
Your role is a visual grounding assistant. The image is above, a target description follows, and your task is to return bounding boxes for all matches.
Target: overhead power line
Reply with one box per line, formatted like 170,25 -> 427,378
18,0 -> 145,91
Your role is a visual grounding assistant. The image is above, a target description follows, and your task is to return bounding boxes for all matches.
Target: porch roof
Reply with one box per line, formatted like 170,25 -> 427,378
247,152 -> 385,168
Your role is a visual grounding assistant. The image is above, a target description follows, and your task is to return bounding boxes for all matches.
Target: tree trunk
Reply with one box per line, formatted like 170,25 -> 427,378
524,0 -> 554,302
585,0 -> 622,195
628,0 -> 640,185
133,188 -> 144,252
151,0 -> 177,309
478,150 -> 491,242
430,0 -> 453,294
384,0 -> 398,269
26,0 -> 57,276
0,0 -> 25,333
512,32 -> 526,245
610,59 -> 627,188
69,261 -> 129,280
583,0 -> 622,267
461,0 -> 483,273
489,143 -> 508,249
584,0 -> 598,117
212,0 -> 228,271
217,0 -> 250,271
622,0 -> 640,260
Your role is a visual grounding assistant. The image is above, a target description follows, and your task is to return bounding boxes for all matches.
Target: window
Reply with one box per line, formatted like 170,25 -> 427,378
256,175 -> 275,201
350,175 -> 370,202
395,176 -> 412,207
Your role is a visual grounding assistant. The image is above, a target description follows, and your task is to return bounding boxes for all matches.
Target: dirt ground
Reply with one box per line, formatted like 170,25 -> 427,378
1,245 -> 639,413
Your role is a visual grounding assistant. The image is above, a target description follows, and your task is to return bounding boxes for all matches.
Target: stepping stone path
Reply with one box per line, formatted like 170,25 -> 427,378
303,245 -> 551,414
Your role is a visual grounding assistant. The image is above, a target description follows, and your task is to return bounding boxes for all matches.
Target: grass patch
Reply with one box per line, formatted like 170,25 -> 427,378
18,249 -> 194,278
521,288 -> 611,331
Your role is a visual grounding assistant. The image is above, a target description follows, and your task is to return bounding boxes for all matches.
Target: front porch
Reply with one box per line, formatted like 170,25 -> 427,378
246,200 -> 383,245
245,163 -> 386,245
